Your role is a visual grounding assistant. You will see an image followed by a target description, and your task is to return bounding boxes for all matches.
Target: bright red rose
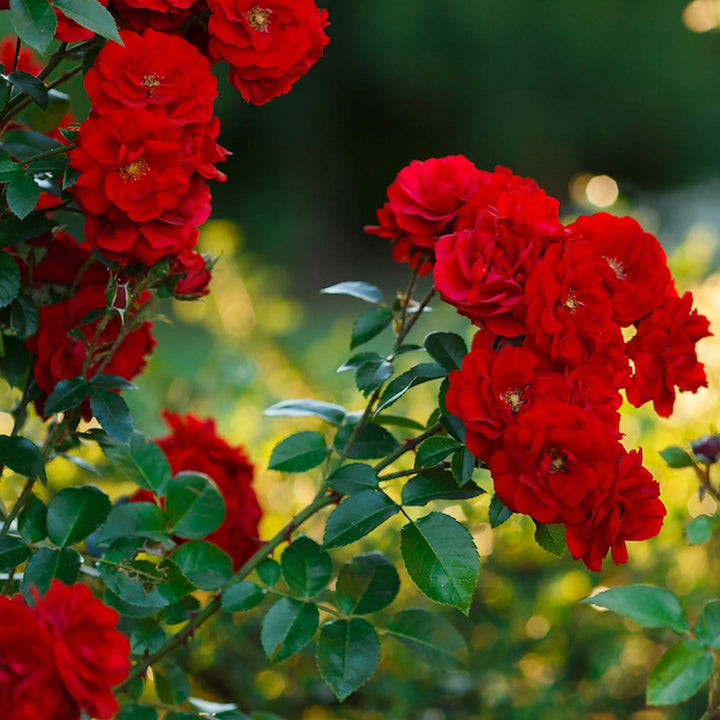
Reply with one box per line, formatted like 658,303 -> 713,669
489,402 -> 622,525
569,213 -> 673,326
0,596 -> 78,720
626,291 -> 712,417
84,29 -> 217,127
564,449 -> 666,571
170,249 -> 213,297
70,110 -> 189,223
181,118 -> 229,182
35,581 -> 130,720
207,0 -> 330,104
366,155 -> 483,274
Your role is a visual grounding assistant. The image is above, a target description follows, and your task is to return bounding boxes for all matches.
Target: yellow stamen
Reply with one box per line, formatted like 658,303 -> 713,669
118,157 -> 149,182
246,6 -> 271,31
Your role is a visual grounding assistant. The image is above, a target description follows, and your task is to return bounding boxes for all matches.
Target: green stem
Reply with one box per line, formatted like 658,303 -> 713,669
116,490 -> 339,691
378,462 -> 448,482
373,422 -> 444,474
22,143 -> 74,167
1,475 -> 36,534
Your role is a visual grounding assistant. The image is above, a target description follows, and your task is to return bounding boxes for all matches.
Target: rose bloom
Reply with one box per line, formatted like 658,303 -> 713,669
85,29 -> 217,127
35,581 -> 131,719
626,291 -> 711,417
134,411 -> 262,569
366,155 -> 483,274
208,0 -> 330,104
569,212 -> 673,326
111,0 -> 201,32
170,248 -> 212,297
0,596 -> 78,720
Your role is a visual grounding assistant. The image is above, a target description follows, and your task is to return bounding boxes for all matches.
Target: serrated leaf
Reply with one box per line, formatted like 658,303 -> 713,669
401,512 -> 479,614
451,448 -> 474,486
323,490 -> 398,548
375,363 -> 446,414
0,252 -> 21,308
46,485 -> 111,547
316,618 -> 379,701
0,535 -> 31,570
281,535 -> 332,599
95,502 -> 169,546
256,558 -> 281,587
103,586 -> 166,617
0,213 -> 54,249
0,335 -> 30,387
90,387 -> 134,443
155,661 -> 190,706
101,432 -> 172,496
375,414 -> 425,431
326,463 -> 379,495
51,0 -> 121,41
165,471 -> 225,539
261,597 -> 319,662
696,600 -> 720,648
386,609 -> 468,671
22,547 -> 81,596
170,541 -> 232,590
222,581 -> 265,613
268,431 -> 329,473
660,446 -> 695,469
335,551 -> 399,615
423,332 -> 468,372
686,515 -> 714,545
264,399 -> 346,427
0,128 -> 61,162
10,293 -> 38,339
6,70 -> 48,109
0,434 -> 46,482
90,373 -> 138,391
647,640 -> 713,706
17,493 -> 46,543
9,0 -> 57,53
337,351 -> 380,373
130,621 -> 166,656
439,412 -> 466,443
414,436 -> 461,469
44,377 -> 91,415
582,585 -> 689,634
351,307 -> 393,349
333,422 -> 399,460
355,357 -> 393,396
489,494 -> 512,528
534,523 -> 566,557
321,281 -> 383,304
401,471 -> 483,507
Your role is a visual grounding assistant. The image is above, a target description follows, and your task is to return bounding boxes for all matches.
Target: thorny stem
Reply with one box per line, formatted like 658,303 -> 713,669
5,64 -> 83,121
116,490 -> 339,691
373,422 -> 444,474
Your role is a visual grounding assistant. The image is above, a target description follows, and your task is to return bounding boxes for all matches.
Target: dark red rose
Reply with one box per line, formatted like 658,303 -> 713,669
626,291 -> 711,417
207,0 -> 330,104
564,449 -> 666,571
35,581 -> 130,719
570,213 -> 673,326
170,248 -> 212,297
85,29 -> 217,127
111,1 -> 202,33
0,596 -> 78,720
366,155 -> 483,274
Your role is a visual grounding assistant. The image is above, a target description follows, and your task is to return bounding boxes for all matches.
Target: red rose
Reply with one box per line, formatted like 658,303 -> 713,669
35,580 -> 131,719
170,248 -> 213,297
85,29 -> 217,127
0,596 -> 78,720
569,213 -> 673,326
181,118 -> 229,182
366,155 -> 483,274
626,291 -> 712,417
207,0 -> 330,104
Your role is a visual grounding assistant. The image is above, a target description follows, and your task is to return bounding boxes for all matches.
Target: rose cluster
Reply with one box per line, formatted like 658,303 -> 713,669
0,580 -> 130,720
132,411 -> 262,569
368,157 -> 712,571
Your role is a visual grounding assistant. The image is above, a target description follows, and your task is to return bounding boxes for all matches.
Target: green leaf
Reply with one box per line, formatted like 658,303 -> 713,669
170,541 -> 232,590
489,494 -> 512,528
9,0 -> 57,53
268,431 -> 329,473
0,161 -> 21,181
401,471 -> 483,507
375,363 -> 447,414
163,595 -> 200,625
10,293 -> 38,339
104,587 -> 166,618
321,281 -> 383,304
0,213 -> 53,249
647,640 -> 713,706
423,332 -> 468,372
51,0 -> 121,41
0,335 -> 30,387
375,414 -> 425,431
155,661 -> 191,706
582,585 -> 689,634
24,88 -> 70,133
401,512 -> 479,614
0,128 -> 61,161
281,535 -> 332,599
165,471 -> 225,539
335,551 -> 399,615
350,307 -> 393,349
439,412 -> 466,443
155,558 -> 197,603
660,446 -> 695,469
0,252 -> 21,308
6,70 -> 48,109
355,357 -> 393,397
323,490 -> 398,548
264,399 -> 346,427
337,351 -> 380,373
17,493 -> 46,543
44,377 -> 91,415
316,618 -> 380,701
46,485 -> 111,547
0,435 -> 46,482
261,597 -> 319,662
117,705 -> 158,720
333,422 -> 399,460
0,535 -> 31,570
386,609 -> 468,671
222,581 -> 265,613
696,600 -> 720,648
101,432 -> 172,496
95,501 -> 169,546
256,557 -> 281,587
90,373 -> 138,391
451,447 -> 475,486
534,523 -> 566,557
686,515 -> 715,545
22,547 -> 81,596
130,621 -> 166,656
89,388 -> 134,443
414,436 -> 461,469
326,463 -> 379,495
